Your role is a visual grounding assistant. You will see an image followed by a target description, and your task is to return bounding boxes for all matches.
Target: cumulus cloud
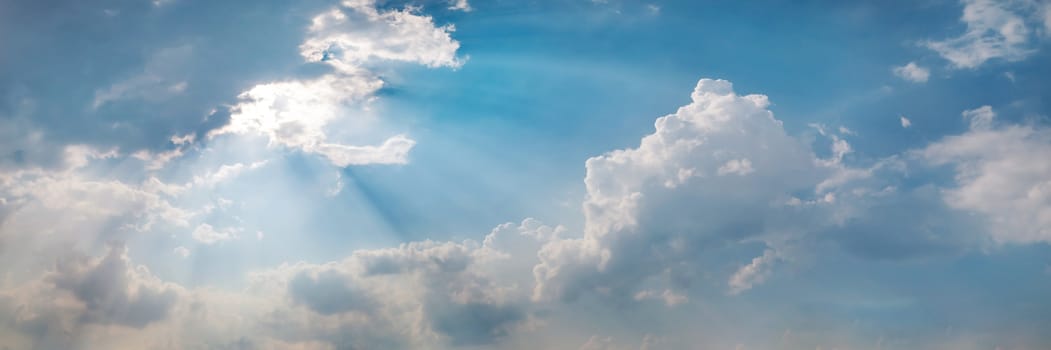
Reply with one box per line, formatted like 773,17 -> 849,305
48,244 -> 179,328
925,0 -> 1045,69
532,79 -> 824,303
0,146 -> 192,242
0,219 -> 560,349
299,2 -> 463,71
920,105 -> 1051,243
235,219 -> 556,348
4,53 -> 1051,349
526,78 -> 1010,307
0,244 -> 182,349
901,115 -> 912,128
212,0 -> 462,167
893,62 -> 930,82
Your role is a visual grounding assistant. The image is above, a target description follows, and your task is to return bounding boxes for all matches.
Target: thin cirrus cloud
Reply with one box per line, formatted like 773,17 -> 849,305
924,0 -> 1048,69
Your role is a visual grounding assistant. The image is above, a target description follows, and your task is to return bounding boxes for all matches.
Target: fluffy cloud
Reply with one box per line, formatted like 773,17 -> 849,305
920,105 -> 1051,243
212,0 -> 462,167
231,219 -> 556,348
48,244 -> 179,328
528,78 -> 1009,306
3,74 -> 1051,349
0,219 -> 560,349
6,0 -> 1051,337
260,218 -> 559,346
925,0 -> 1045,69
299,2 -> 463,71
892,61 -> 930,83
532,79 -> 825,302
0,146 -> 192,250
0,244 -> 181,349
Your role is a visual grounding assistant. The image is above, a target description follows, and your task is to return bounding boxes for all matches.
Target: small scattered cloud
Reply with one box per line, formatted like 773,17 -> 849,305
728,249 -> 779,295
893,62 -> 930,83
173,246 -> 190,258
191,223 -> 240,244
925,0 -> 1043,69
901,115 -> 913,128
448,0 -> 471,12
921,105 -> 1051,244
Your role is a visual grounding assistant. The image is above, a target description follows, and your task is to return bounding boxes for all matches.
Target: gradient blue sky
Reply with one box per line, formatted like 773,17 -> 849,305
1,0 -> 1051,349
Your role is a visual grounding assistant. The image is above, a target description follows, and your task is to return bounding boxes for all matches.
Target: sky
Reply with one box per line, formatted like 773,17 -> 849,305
1,0 -> 1051,349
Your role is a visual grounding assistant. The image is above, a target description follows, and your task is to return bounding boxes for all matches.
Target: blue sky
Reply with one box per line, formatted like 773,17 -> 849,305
1,0 -> 1051,349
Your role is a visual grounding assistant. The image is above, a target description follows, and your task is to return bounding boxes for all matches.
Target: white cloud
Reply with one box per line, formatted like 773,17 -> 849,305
921,105 -> 1051,243
0,147 -> 192,235
962,105 -> 995,130
211,0 -> 463,167
225,219 -> 558,348
299,2 -> 463,71
448,0 -> 472,12
532,79 -> 825,302
901,115 -> 912,128
191,223 -> 239,244
717,158 -> 754,176
892,62 -> 930,82
173,246 -> 190,258
211,74 -> 394,162
191,160 -> 268,187
4,71 -> 1051,349
925,0 -> 1042,69
0,244 -> 182,349
727,249 -> 779,295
